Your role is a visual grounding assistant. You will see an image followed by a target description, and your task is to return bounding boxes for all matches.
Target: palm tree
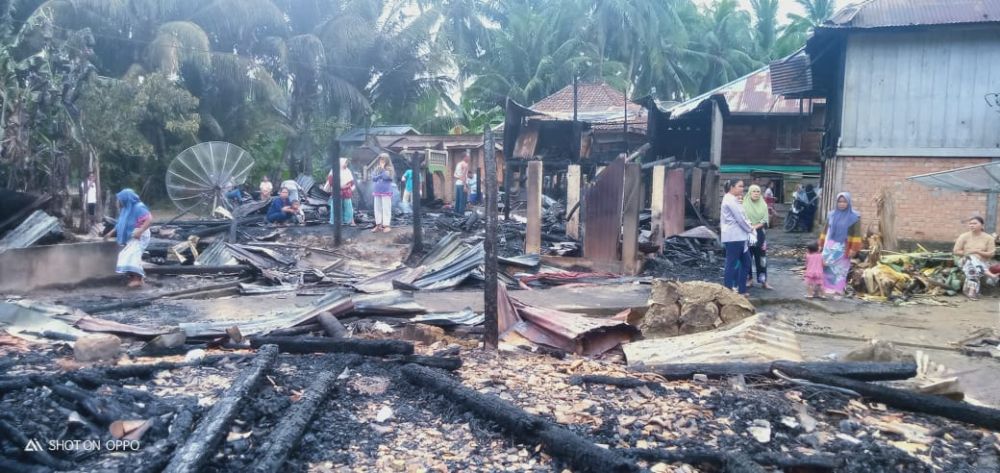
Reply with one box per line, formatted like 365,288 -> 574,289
750,0 -> 780,60
690,0 -> 760,92
775,0 -> 837,57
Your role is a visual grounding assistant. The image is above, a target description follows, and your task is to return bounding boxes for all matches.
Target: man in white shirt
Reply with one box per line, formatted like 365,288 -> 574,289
81,172 -> 98,224
453,152 -> 470,215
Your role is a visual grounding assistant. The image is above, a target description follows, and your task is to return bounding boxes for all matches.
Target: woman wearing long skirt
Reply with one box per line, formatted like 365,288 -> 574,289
818,192 -> 863,296
743,184 -> 770,288
106,189 -> 153,288
371,153 -> 394,233
720,179 -> 755,294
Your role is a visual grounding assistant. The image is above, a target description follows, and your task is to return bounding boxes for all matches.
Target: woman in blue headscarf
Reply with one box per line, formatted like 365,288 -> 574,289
817,192 -> 863,296
105,189 -> 153,287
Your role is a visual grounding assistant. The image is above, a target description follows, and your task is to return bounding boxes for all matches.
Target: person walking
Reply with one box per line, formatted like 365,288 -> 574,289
453,152 -> 470,215
818,192 -> 863,297
105,189 -> 152,288
372,153 -> 394,233
721,179 -> 755,294
743,184 -> 770,289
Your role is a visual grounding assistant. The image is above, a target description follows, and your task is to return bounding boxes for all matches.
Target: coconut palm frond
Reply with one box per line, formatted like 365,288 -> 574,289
146,21 -> 211,77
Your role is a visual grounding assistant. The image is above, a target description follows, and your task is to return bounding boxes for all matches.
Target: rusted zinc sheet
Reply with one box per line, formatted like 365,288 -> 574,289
623,314 -> 803,366
825,0 -> 1000,29
583,157 -> 625,264
0,210 -> 61,253
497,285 -> 637,356
179,290 -> 354,338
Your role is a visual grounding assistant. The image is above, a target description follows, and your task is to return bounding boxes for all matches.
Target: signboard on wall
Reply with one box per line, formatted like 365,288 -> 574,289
427,150 -> 448,174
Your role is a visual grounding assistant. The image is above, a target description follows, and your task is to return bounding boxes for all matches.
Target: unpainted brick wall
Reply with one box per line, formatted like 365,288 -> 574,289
838,156 -> 996,242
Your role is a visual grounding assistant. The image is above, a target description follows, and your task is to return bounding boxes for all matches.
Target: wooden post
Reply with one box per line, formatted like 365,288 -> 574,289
566,165 -> 581,240
411,151 -> 423,254
483,127 -> 499,349
525,161 -> 543,254
622,163 -> 641,275
650,165 -> 666,249
503,159 -> 512,221
329,138 -> 342,247
690,167 -> 704,213
665,168 -> 686,238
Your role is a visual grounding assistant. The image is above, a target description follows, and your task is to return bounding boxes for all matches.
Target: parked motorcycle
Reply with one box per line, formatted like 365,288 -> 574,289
784,199 -> 806,232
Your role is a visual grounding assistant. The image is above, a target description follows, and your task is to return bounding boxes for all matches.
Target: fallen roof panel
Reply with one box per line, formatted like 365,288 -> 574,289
0,210 -> 61,253
908,161 -> 1000,193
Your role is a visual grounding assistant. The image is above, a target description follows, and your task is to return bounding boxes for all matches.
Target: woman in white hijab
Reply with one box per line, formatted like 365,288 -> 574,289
327,158 -> 356,226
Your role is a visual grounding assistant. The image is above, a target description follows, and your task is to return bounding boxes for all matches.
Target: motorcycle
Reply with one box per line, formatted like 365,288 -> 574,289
784,199 -> 807,232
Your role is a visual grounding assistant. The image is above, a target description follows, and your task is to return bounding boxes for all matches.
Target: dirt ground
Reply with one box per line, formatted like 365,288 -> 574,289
756,228 -> 1000,407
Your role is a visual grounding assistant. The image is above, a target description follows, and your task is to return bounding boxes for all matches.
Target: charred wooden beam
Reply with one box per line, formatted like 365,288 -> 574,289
0,416 -> 74,470
568,375 -> 666,393
773,362 -> 1000,431
251,336 -> 413,356
317,312 -> 348,339
383,355 -> 462,371
644,361 -> 917,381
50,384 -> 133,426
402,364 -> 637,473
250,362 -> 343,473
164,345 -> 279,473
750,452 -> 841,472
131,402 -> 198,473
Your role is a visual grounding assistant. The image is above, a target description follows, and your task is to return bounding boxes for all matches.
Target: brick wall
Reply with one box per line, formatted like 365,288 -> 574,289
837,156 -> 996,242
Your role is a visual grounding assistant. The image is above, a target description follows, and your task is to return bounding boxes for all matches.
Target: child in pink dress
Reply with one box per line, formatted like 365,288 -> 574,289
804,242 -> 825,299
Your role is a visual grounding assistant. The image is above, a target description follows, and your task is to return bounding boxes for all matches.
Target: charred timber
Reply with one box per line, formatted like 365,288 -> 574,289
568,375 -> 667,393
317,312 -> 348,339
250,363 -> 342,473
645,361 -> 917,381
383,355 -> 462,371
131,402 -> 197,473
773,362 -> 1000,431
0,416 -> 74,470
402,364 -> 637,473
251,336 -> 414,356
266,323 -> 322,337
164,345 -> 279,473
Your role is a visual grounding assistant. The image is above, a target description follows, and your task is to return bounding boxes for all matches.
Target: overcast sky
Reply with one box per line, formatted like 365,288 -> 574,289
692,0 -> 811,25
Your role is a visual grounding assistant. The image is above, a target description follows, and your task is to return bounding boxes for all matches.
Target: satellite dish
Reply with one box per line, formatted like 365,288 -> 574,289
166,141 -> 255,216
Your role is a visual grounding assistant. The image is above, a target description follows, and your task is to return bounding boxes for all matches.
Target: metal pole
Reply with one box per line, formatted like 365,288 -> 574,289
483,126 -> 499,349
329,137 -> 342,247
411,151 -> 423,254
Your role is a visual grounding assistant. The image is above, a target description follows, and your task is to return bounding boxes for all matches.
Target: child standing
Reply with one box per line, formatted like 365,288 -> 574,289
804,242 -> 825,299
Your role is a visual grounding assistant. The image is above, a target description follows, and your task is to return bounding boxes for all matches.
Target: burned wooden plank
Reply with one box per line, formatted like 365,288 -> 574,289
644,361 -> 917,381
583,157 -> 625,264
383,355 -> 462,371
265,323 -> 322,337
567,375 -> 666,393
317,312 -> 348,339
164,344 -> 279,473
0,416 -> 74,470
402,364 -> 637,473
250,363 -> 342,473
483,125 -> 500,349
773,361 -> 1000,431
131,403 -> 197,473
250,336 -> 414,356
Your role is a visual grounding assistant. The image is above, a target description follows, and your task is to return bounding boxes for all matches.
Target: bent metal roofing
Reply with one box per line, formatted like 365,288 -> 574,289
824,0 -> 1000,29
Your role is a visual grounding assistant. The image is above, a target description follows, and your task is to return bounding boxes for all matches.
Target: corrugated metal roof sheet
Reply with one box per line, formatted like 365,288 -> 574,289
825,0 -> 1000,29
0,210 -> 61,253
770,52 -> 815,97
671,67 -> 823,118
908,161 -> 1000,192
339,125 -> 419,142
